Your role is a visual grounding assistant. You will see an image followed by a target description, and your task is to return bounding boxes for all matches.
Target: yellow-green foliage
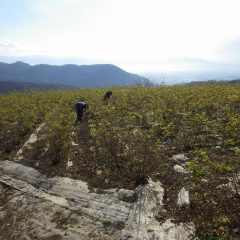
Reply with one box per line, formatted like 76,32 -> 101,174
1,85 -> 239,239
1,85 -> 240,169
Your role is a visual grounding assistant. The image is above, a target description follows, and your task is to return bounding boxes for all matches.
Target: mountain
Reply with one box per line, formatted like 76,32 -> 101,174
185,79 -> 240,86
0,61 -> 149,87
0,80 -> 71,94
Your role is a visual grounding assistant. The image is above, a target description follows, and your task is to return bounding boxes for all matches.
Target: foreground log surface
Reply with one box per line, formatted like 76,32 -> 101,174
0,160 -> 194,240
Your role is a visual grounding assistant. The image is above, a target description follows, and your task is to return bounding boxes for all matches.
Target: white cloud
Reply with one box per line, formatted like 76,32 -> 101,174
28,0 -> 240,59
220,38 -> 240,63
0,39 -> 35,56
1,0 -> 240,71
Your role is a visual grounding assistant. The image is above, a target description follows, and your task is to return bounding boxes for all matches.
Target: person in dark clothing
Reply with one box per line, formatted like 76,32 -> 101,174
103,91 -> 112,101
75,100 -> 88,122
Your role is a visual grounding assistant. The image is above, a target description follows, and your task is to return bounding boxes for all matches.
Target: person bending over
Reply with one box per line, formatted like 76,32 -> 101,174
103,91 -> 113,101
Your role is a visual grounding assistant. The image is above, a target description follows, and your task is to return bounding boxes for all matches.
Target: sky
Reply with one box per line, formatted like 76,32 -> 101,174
0,0 -> 240,72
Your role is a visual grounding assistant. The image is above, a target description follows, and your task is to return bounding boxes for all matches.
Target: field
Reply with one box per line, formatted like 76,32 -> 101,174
0,85 -> 240,239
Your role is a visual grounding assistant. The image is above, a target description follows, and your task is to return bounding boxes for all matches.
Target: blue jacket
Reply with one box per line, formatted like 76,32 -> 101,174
75,102 -> 87,117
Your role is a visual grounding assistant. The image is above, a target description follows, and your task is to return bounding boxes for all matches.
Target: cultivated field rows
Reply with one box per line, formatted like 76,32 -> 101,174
0,86 -> 239,239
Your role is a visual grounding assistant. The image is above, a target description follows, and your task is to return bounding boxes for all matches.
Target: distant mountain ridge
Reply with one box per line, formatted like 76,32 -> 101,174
185,79 -> 240,86
0,61 -> 149,88
0,80 -> 71,94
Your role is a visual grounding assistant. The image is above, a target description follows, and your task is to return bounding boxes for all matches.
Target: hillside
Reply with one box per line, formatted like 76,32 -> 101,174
0,61 -> 149,87
0,86 -> 239,239
185,79 -> 240,86
0,80 -> 71,94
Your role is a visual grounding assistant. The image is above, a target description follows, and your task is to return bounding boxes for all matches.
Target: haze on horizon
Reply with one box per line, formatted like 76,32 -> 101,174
0,0 -> 240,73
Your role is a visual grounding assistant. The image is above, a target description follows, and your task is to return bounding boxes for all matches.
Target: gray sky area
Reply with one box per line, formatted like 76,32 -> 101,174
0,0 -> 240,72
